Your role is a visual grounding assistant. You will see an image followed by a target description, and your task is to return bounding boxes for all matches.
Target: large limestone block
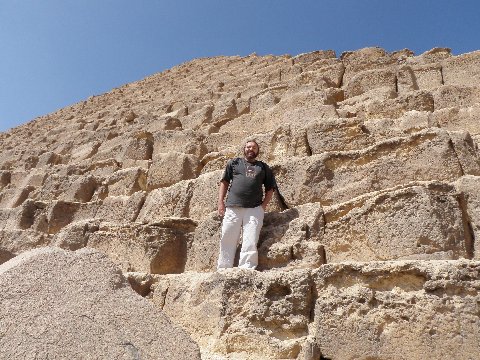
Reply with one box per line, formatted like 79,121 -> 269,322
341,47 -> 410,85
323,182 -> 470,262
91,134 -> 126,162
87,220 -> 195,274
306,117 -> 373,154
292,67 -> 343,89
312,111 -> 434,154
431,105 -> 480,135
204,130 -> 245,153
363,110 -> 433,137
292,50 -> 336,64
180,104 -> 214,130
152,130 -> 207,158
61,174 -> 100,202
0,229 -> 50,264
0,200 -> 48,232
295,61 -> 345,89
365,90 -> 434,119
259,202 -> 326,270
0,247 -> 201,359
454,175 -> 480,259
0,171 -> 11,189
122,132 -> 154,161
39,170 -> 105,202
153,269 -> 313,359
397,63 -> 443,93
211,98 -> 239,126
448,130 -> 480,176
341,47 -> 389,82
138,180 -> 194,222
344,68 -> 397,99
433,85 -> 480,110
225,92 -> 338,135
406,47 -> 452,64
200,151 -> 237,174
442,50 -> 480,87
139,170 -> 220,223
106,167 -> 147,196
40,200 -> 99,234
189,170 -> 222,221
53,219 -> 100,251
147,152 -> 201,190
95,192 -> 146,223
312,260 -> 480,360
184,212 -> 222,271
70,140 -> 101,161
274,129 -> 465,206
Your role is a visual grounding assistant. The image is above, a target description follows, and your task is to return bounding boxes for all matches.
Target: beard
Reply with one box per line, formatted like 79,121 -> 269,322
244,149 -> 258,160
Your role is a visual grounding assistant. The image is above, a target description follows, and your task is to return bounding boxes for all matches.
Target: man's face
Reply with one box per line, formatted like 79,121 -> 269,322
244,141 -> 259,160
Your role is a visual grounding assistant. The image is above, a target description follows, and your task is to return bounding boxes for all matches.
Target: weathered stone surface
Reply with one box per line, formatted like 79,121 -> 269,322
365,90 -> 434,119
189,170 -> 222,221
431,105 -> 480,135
253,125 -> 311,163
87,220 -> 196,274
53,219 -> 99,251
0,247 -> 201,359
341,47 -> 394,84
138,179 -> 193,222
106,167 -> 147,196
306,117 -> 373,154
442,50 -> 480,87
323,182 -> 470,262
0,228 -> 50,264
258,203 -> 325,270
292,50 -> 336,64
275,129 -> 466,206
152,260 -> 480,360
123,132 -> 154,160
454,175 -> 480,259
397,63 -> 443,93
153,269 -> 313,359
147,152 -> 201,190
312,260 -> 480,360
345,68 -> 397,99
95,192 -> 145,223
152,130 -> 207,158
433,85 -> 480,110
42,200 -> 99,233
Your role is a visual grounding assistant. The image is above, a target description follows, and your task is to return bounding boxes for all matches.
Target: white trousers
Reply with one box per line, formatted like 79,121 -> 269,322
217,206 -> 264,270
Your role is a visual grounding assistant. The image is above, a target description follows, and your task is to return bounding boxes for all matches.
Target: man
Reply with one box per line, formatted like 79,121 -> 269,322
217,140 -> 276,270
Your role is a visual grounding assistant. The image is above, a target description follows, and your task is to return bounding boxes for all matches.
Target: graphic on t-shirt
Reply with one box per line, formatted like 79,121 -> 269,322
245,165 -> 256,178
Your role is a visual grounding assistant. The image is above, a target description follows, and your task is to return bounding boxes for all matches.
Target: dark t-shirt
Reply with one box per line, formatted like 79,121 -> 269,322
221,157 -> 276,208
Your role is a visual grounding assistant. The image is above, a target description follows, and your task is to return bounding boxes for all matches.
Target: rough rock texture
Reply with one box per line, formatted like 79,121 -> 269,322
2,46 -> 480,359
152,260 -> 480,360
0,247 -> 201,359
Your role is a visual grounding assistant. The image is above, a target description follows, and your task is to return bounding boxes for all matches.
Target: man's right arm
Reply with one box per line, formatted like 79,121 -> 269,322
218,180 -> 229,216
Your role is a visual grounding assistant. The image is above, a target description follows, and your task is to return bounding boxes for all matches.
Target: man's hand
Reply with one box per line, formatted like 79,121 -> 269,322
218,180 -> 229,217
218,202 -> 226,217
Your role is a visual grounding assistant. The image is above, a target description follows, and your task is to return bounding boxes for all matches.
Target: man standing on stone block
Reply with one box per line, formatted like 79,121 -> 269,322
217,140 -> 276,270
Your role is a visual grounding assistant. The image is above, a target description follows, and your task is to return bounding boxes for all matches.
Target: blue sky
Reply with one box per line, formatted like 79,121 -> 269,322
1,0 -> 479,132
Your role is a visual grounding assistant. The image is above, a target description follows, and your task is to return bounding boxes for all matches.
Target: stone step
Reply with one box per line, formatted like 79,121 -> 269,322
145,259 -> 480,360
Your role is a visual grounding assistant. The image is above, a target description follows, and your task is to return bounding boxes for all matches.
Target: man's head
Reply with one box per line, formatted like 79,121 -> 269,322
243,140 -> 259,161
